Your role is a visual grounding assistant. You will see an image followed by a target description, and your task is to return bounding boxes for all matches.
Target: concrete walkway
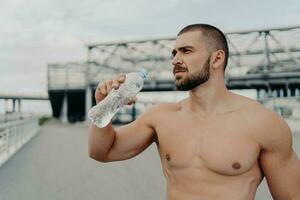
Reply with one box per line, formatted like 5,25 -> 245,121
0,119 -> 299,200
0,120 -> 165,200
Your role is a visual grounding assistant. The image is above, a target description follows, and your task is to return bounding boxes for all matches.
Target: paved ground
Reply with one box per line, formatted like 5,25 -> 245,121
0,119 -> 299,200
0,120 -> 165,200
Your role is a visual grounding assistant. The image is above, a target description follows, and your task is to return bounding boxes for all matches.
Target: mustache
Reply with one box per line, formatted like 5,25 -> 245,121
173,65 -> 188,74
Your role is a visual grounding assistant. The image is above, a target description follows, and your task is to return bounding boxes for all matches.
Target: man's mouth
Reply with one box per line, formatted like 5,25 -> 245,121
173,70 -> 187,75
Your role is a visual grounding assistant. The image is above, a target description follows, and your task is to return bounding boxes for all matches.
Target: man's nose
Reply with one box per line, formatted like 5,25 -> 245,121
171,55 -> 183,66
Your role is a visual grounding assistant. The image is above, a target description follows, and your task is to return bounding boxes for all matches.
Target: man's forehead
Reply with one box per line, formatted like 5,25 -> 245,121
174,30 -> 205,48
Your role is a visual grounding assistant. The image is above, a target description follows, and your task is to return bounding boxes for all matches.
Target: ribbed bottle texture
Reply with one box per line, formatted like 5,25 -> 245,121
88,69 -> 148,128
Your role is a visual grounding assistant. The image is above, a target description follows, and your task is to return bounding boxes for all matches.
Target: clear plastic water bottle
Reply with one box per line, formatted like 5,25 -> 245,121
88,69 -> 148,128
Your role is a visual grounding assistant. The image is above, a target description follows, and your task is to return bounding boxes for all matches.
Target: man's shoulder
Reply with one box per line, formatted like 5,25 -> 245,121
237,98 -> 292,148
232,94 -> 290,132
241,99 -> 284,126
136,101 -> 182,127
256,107 -> 292,152
232,94 -> 274,118
144,101 -> 182,115
238,98 -> 284,129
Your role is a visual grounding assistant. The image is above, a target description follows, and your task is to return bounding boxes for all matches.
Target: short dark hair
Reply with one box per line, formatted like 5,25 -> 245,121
177,24 -> 229,71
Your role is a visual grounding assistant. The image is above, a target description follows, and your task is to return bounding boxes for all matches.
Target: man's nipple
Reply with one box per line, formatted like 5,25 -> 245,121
166,154 -> 171,161
232,162 -> 241,170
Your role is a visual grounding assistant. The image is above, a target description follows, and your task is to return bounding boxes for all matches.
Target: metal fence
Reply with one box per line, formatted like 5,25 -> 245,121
0,116 -> 39,167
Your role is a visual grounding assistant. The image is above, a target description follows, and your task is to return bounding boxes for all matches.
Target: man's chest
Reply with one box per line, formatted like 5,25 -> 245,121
154,114 -> 262,176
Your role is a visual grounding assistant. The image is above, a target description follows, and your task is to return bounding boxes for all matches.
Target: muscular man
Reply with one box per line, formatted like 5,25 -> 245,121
89,24 -> 300,200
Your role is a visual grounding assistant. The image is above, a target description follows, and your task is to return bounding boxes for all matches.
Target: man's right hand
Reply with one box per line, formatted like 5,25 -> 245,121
94,74 -> 137,105
89,73 -> 154,163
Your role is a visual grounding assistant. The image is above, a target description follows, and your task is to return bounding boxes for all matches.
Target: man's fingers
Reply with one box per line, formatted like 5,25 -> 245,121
118,74 -> 126,83
112,79 -> 119,89
95,74 -> 126,104
112,74 -> 125,89
95,82 -> 106,96
95,82 -> 107,104
105,80 -> 113,93
100,86 -> 107,96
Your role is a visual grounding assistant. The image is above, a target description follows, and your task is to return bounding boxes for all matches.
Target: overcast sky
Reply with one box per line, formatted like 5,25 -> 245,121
0,0 -> 299,96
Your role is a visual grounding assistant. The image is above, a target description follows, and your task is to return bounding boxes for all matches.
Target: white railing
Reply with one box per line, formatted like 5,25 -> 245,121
0,117 -> 39,167
0,112 -> 23,123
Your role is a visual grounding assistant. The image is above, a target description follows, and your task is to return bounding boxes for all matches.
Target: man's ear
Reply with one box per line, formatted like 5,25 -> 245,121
211,50 -> 225,70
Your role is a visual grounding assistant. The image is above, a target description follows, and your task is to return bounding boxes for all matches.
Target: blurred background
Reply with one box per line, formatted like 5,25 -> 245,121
0,0 -> 300,199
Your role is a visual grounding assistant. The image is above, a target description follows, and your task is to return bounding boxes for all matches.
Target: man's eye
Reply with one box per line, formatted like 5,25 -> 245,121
183,49 -> 191,53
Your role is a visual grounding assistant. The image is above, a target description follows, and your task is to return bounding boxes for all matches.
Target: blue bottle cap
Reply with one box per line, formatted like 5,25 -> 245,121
138,69 -> 148,79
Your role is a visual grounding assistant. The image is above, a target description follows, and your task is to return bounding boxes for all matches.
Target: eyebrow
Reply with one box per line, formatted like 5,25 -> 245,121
172,46 -> 194,56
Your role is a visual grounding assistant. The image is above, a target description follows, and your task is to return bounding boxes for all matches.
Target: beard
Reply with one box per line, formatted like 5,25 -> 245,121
175,57 -> 210,91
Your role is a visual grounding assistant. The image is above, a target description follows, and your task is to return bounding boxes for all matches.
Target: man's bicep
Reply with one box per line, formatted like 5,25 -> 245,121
259,113 -> 300,199
105,107 -> 156,162
260,149 -> 300,199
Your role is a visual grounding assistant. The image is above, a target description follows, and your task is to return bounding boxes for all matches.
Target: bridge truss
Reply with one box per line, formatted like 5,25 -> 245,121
47,25 -> 300,121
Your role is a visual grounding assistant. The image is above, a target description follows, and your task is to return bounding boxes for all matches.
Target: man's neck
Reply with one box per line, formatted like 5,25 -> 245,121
188,78 -> 230,118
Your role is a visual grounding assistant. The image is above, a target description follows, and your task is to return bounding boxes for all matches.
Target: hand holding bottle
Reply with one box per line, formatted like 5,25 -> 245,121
95,74 -> 137,105
89,69 -> 148,128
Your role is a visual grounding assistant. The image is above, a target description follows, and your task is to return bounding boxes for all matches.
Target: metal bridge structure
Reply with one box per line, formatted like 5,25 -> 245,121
47,25 -> 300,122
0,93 -> 48,114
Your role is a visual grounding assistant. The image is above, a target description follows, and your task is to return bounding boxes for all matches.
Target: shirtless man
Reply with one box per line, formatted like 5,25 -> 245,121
89,24 -> 300,200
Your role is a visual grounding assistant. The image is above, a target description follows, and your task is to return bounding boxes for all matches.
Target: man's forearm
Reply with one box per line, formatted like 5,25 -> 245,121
88,123 -> 116,161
